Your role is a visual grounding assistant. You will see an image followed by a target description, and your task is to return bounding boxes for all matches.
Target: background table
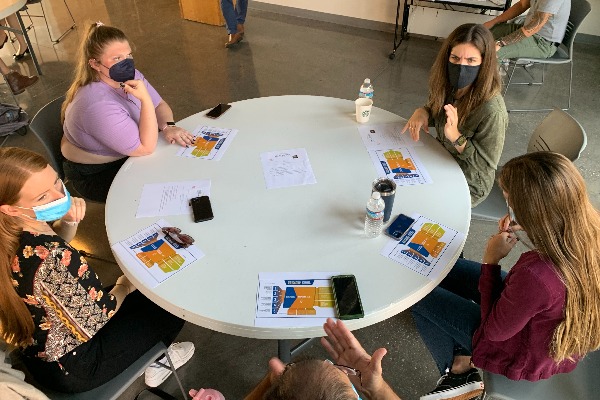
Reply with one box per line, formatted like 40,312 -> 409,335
0,0 -> 42,75
106,95 -> 471,351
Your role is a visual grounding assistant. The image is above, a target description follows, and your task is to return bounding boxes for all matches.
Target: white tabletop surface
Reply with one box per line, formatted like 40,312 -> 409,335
106,95 -> 471,339
0,0 -> 26,19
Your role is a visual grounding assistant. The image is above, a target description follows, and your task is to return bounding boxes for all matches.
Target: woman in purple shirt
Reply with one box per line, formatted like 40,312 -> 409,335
60,23 -> 194,202
412,151 -> 600,400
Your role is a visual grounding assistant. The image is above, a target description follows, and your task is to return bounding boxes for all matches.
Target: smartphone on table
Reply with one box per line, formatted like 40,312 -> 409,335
386,213 -> 416,240
331,274 -> 364,320
206,103 -> 231,119
190,196 -> 214,223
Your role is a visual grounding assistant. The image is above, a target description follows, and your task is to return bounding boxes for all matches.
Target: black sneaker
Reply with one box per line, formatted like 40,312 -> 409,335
420,368 -> 484,400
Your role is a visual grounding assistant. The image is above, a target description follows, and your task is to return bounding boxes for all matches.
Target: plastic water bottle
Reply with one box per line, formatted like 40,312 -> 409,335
364,192 -> 385,238
359,78 -> 374,100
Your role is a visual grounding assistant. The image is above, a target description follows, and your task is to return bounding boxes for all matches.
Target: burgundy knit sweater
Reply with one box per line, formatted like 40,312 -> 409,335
472,251 -> 578,381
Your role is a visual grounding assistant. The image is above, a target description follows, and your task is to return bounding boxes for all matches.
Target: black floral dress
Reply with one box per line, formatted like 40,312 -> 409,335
11,231 -> 117,361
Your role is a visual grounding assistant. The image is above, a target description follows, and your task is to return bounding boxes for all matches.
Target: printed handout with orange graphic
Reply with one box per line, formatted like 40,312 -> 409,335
255,272 -> 338,328
368,147 -> 432,186
111,219 -> 205,288
176,126 -> 238,160
381,214 -> 465,280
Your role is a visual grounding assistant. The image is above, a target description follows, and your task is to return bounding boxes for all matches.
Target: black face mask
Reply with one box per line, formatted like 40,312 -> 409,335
447,62 -> 480,90
103,58 -> 135,82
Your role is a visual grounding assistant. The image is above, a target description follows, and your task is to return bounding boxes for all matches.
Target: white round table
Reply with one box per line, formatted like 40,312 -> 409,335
106,95 -> 471,343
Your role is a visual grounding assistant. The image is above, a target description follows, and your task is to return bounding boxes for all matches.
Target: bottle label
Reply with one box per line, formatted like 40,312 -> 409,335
366,208 -> 384,220
359,91 -> 374,99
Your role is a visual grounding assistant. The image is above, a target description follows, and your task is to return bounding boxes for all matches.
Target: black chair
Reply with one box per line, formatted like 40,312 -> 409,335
29,95 -> 66,178
11,342 -> 187,400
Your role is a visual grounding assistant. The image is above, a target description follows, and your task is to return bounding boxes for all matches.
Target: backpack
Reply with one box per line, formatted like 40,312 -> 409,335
0,103 -> 29,137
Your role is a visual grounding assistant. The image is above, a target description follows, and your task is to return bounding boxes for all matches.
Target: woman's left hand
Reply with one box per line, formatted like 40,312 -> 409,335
163,126 -> 194,147
443,104 -> 461,142
483,231 -> 518,265
62,196 -> 86,225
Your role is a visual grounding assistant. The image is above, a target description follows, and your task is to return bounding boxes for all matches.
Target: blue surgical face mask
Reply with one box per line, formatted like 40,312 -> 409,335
351,383 -> 363,400
17,182 -> 72,222
98,57 -> 135,82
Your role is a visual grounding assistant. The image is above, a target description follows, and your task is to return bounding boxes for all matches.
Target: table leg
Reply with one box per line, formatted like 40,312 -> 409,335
278,339 -> 292,363
16,11 -> 42,76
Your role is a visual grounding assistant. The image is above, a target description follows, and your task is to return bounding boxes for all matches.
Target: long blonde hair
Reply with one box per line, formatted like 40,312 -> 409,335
61,22 -> 129,122
0,148 -> 49,347
499,152 -> 600,362
426,24 -> 501,127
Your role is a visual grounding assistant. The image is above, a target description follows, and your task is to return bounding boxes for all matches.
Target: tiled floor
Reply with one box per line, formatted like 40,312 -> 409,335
2,1 -> 599,399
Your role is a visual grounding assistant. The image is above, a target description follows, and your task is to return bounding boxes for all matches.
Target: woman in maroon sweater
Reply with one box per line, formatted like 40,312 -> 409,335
412,151 -> 600,400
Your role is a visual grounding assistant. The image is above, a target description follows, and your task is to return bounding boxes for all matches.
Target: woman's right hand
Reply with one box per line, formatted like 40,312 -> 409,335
401,108 -> 429,141
121,79 -> 151,103
483,231 -> 518,265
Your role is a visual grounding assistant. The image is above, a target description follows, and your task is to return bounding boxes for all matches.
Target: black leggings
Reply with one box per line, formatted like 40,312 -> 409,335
63,157 -> 128,202
22,290 -> 185,393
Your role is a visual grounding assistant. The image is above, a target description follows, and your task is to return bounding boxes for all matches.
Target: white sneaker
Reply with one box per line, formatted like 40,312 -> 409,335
144,342 -> 195,387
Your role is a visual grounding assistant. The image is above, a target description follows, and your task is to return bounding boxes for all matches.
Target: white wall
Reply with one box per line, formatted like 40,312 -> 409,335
255,0 -> 599,37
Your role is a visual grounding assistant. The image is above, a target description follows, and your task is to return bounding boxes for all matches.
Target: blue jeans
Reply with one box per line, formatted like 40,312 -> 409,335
221,0 -> 248,34
411,259 -> 507,374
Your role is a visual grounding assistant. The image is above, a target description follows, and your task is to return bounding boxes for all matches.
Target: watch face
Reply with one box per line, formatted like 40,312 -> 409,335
454,135 -> 467,146
166,122 -> 176,126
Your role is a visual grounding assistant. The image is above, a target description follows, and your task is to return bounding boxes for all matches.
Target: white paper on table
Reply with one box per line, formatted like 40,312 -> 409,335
381,214 -> 465,281
136,180 -> 211,218
111,219 -> 205,288
255,272 -> 339,327
358,123 -> 424,150
368,147 -> 432,186
176,126 -> 238,160
260,148 -> 317,189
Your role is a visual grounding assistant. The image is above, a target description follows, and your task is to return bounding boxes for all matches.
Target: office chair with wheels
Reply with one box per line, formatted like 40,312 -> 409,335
472,108 -> 586,222
482,350 -> 600,400
502,0 -> 591,112
11,342 -> 187,400
20,0 -> 76,44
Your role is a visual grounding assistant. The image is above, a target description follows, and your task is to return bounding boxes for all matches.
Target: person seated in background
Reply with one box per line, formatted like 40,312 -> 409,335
0,147 -> 195,392
402,24 -> 507,207
0,13 -> 31,60
60,22 -> 195,202
189,318 -> 401,400
411,151 -> 600,400
484,0 -> 571,61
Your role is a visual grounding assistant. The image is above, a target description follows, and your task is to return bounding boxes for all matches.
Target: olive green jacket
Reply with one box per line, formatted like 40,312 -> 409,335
428,93 -> 508,207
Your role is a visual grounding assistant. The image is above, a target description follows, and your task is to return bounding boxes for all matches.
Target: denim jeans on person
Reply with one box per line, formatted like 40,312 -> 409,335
220,0 -> 248,34
411,259 -> 507,374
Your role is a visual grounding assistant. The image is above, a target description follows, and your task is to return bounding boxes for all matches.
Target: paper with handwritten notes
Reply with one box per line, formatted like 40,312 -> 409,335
260,148 -> 317,189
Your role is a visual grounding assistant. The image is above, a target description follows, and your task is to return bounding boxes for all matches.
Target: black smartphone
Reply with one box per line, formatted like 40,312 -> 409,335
331,275 -> 364,320
206,103 -> 231,119
190,196 -> 214,223
386,213 -> 415,240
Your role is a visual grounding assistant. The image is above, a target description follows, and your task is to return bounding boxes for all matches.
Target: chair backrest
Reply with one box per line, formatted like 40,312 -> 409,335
562,0 -> 591,57
29,96 -> 66,178
483,350 -> 600,400
527,108 -> 587,161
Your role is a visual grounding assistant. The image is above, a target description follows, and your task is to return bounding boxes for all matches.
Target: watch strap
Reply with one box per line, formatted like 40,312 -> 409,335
160,122 -> 176,131
452,135 -> 467,147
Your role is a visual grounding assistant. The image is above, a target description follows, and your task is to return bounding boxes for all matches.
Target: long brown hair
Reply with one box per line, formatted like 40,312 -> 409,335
0,148 -> 49,347
499,152 -> 600,362
426,23 -> 501,127
61,22 -> 129,122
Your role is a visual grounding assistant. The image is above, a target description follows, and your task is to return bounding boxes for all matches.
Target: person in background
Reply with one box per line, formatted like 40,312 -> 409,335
411,151 -> 600,400
61,22 -> 194,202
0,14 -> 38,95
0,147 -> 195,392
402,23 -> 507,207
220,0 -> 248,48
189,318 -> 401,400
484,0 -> 571,61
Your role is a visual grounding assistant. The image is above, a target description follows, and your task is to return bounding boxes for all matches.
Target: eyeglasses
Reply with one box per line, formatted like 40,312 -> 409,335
162,227 -> 195,248
324,359 -> 362,386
